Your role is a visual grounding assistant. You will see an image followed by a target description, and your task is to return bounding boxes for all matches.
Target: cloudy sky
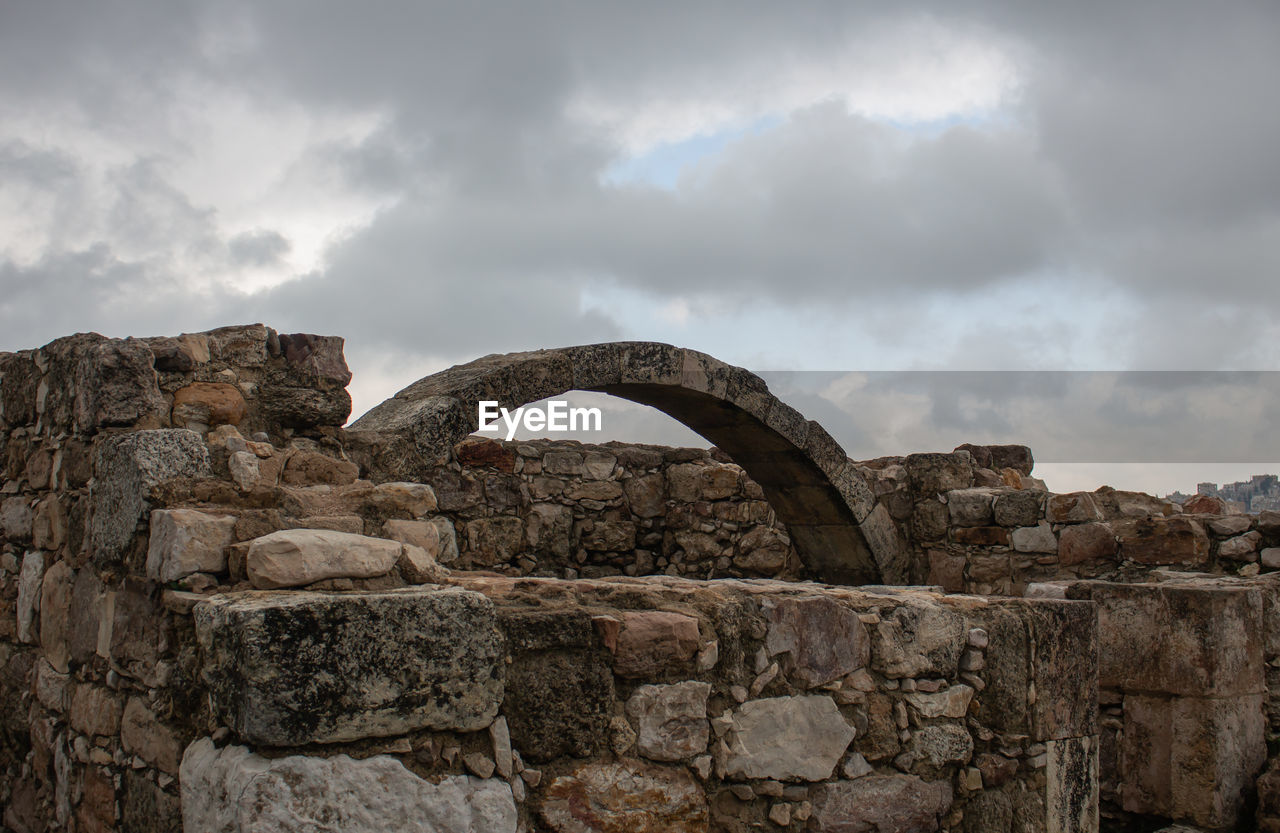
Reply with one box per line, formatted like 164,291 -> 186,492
3,2 -> 1279,494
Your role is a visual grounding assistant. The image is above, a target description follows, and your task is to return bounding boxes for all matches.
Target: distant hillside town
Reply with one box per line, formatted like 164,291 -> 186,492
1167,474 -> 1280,513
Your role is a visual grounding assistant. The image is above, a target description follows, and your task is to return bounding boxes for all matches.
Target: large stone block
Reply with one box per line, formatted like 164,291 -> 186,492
611,611 -> 699,679
1047,736 -> 1099,833
146,509 -> 236,582
195,587 -> 505,745
764,595 -> 868,688
808,776 -> 953,832
541,760 -> 707,833
720,695 -> 854,781
626,681 -> 711,762
1070,582 -> 1262,697
181,738 -> 515,833
90,430 -> 211,566
245,528 -> 402,589
1121,694 -> 1266,829
1113,517 -> 1209,566
869,599 -> 966,679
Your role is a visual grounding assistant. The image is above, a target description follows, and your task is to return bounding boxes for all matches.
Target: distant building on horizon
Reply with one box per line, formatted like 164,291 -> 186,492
1167,474 -> 1280,512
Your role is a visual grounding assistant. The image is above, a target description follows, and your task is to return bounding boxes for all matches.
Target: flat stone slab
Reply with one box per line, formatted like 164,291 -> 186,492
720,695 -> 854,781
541,759 -> 708,833
181,737 -> 516,833
194,587 -> 505,745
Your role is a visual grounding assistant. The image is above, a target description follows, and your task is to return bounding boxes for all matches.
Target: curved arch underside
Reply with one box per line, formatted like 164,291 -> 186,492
349,342 -> 909,585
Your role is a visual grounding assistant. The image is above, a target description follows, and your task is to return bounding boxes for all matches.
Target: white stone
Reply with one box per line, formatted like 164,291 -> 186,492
626,681 -> 711,762
398,544 -> 449,584
721,695 -> 854,781
228,451 -> 259,490
385,518 -> 459,565
180,737 -> 516,833
16,551 -> 44,643
246,529 -> 402,589
1012,522 -> 1058,553
146,509 -> 236,582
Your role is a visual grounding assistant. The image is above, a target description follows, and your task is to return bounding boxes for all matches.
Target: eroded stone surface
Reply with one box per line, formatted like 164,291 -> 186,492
541,759 -> 708,833
612,611 -> 699,679
720,696 -> 854,782
245,529 -> 402,589
808,775 -> 953,833
765,596 -> 868,688
195,587 -> 504,744
146,509 -> 236,582
181,738 -> 516,833
626,681 -> 711,762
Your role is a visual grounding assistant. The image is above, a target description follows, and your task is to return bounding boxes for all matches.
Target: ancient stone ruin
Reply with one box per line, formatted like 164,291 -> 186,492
2,324 -> 1279,832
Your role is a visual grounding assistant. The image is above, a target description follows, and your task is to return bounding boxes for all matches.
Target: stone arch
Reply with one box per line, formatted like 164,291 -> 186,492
349,342 -> 908,584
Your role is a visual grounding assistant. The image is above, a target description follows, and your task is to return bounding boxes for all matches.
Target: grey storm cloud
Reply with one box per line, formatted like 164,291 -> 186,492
3,0 -> 1280,449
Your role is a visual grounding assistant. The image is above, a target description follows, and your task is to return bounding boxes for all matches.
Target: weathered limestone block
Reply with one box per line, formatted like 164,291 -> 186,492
1121,693 -> 1265,829
1047,736 -> 1099,833
993,488 -> 1043,527
2,496 -> 33,542
720,695 -> 854,781
120,697 -> 181,774
74,337 -> 166,431
466,516 -> 525,565
146,509 -> 236,582
946,488 -> 996,527
734,525 -> 789,573
541,760 -> 707,833
384,517 -> 459,564
181,738 -> 516,833
905,684 -> 974,719
1113,517 -> 1209,566
908,723 -> 974,771
1218,530 -> 1262,561
612,611 -> 700,678
1011,521 -> 1058,553
764,595 -> 868,688
971,598 -> 1098,742
808,775 -> 953,832
195,587 -> 505,744
580,519 -> 636,551
625,473 -> 666,518
501,609 -> 614,761
906,452 -> 974,495
69,682 -> 123,737
626,681 -> 711,761
245,529 -> 401,588
398,544 -> 449,584
869,600 -> 966,679
1069,582 -> 1262,697
90,429 -> 211,565
1058,522 -> 1117,566
456,437 -> 517,472
524,503 -> 572,559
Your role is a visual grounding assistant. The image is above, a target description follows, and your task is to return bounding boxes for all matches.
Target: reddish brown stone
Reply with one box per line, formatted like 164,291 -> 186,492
927,550 -> 965,592
611,611 -> 699,679
1058,522 -> 1117,566
1183,494 -> 1230,515
1047,492 -> 1103,523
1114,517 -> 1209,565
172,382 -> 246,427
455,438 -> 516,472
951,526 -> 1010,547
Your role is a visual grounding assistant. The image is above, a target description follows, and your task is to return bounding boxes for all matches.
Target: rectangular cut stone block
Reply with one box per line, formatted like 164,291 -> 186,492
194,587 -> 505,745
970,598 -> 1097,741
1047,736 -> 1099,833
1069,582 -> 1263,697
1121,694 -> 1266,829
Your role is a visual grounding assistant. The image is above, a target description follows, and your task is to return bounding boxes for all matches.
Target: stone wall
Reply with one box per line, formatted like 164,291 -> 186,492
13,323 -> 1280,831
